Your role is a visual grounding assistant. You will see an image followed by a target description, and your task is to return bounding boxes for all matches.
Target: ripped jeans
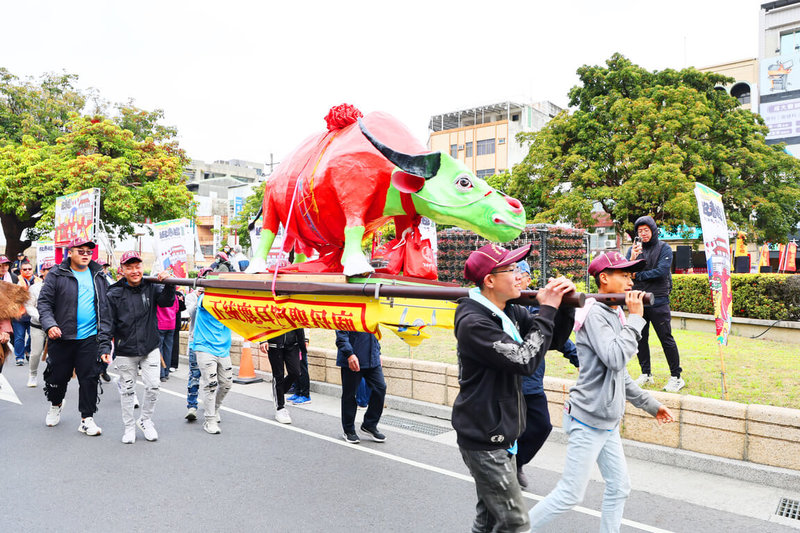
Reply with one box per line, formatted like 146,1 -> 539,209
196,351 -> 232,421
115,348 -> 161,429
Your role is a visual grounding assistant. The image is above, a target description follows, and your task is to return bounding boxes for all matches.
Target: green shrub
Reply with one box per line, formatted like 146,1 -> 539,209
671,274 -> 800,321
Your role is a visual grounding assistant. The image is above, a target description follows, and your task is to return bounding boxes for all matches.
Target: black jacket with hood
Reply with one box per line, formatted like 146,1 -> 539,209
106,278 -> 176,357
626,216 -> 673,305
37,258 -> 113,356
452,299 -> 574,451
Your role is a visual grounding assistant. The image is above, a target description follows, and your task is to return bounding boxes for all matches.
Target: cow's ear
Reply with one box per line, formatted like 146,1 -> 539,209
391,171 -> 426,193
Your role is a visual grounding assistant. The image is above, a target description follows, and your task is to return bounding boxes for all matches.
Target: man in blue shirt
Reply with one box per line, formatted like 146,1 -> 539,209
38,239 -> 112,436
335,330 -> 387,444
191,293 -> 233,435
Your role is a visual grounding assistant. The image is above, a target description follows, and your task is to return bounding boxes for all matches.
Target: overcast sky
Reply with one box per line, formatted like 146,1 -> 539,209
2,0 -> 765,165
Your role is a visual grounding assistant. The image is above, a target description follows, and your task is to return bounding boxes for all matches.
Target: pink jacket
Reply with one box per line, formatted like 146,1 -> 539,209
156,296 -> 179,331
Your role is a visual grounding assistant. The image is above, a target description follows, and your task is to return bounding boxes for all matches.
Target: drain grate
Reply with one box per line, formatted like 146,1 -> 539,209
776,498 -> 800,520
379,414 -> 452,436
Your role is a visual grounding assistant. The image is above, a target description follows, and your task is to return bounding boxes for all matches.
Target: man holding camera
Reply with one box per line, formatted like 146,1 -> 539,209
627,216 -> 684,392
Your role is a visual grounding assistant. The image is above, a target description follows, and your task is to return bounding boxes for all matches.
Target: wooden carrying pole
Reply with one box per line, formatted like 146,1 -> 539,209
145,276 -> 653,308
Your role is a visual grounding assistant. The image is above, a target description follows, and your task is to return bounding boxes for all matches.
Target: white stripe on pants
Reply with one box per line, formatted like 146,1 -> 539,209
196,351 -> 232,421
115,348 -> 161,429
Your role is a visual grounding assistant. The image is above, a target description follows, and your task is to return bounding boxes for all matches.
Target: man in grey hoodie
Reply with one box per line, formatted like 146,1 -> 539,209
528,251 -> 674,532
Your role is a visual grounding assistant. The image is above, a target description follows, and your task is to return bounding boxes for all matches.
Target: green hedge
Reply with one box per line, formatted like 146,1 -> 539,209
671,274 -> 800,321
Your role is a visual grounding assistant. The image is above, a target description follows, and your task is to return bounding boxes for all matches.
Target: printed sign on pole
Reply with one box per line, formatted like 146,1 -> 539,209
35,241 -> 55,271
54,188 -> 100,247
152,218 -> 192,278
694,183 -> 733,345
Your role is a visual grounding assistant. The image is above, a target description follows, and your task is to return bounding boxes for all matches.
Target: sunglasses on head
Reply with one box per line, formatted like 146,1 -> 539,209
73,249 -> 93,256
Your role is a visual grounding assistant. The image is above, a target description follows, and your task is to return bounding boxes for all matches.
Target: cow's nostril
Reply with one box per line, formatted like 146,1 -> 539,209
505,196 -> 522,213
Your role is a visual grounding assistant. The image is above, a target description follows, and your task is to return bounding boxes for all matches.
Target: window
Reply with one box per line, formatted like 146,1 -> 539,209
465,142 -> 473,157
511,113 -> 519,121
450,144 -> 458,158
476,139 -> 495,156
730,82 -> 751,104
781,29 -> 800,54
476,168 -> 495,179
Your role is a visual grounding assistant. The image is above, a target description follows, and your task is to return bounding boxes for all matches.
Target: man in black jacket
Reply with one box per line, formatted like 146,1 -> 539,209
38,239 -> 113,436
626,215 -> 684,392
107,251 -> 174,444
453,243 -> 575,533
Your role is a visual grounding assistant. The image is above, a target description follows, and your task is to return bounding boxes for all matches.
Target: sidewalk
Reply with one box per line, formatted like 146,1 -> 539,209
175,357 -> 800,530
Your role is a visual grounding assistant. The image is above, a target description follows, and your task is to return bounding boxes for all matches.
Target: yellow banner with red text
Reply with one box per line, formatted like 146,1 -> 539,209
201,289 -> 456,346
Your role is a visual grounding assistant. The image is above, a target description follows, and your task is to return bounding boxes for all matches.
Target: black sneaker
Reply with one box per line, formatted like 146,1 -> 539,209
342,431 -> 360,444
517,467 -> 529,488
360,425 -> 386,442
100,371 -> 111,382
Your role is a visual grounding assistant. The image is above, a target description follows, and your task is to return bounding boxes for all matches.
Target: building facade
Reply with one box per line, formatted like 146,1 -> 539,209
428,100 -> 563,178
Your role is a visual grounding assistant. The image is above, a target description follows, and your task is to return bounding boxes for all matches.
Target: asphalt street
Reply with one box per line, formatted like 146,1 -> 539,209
1,359 -> 798,533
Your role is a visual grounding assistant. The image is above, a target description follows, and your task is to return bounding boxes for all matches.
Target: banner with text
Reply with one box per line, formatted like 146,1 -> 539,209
53,188 -> 100,247
201,289 -> 456,346
35,241 -> 55,271
694,183 -> 733,345
152,218 -> 192,278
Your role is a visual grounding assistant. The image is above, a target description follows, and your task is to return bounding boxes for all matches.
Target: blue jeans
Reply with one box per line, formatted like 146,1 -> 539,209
356,377 -> 371,407
12,318 -> 31,361
528,413 -> 631,532
158,330 -> 174,378
187,347 -> 200,408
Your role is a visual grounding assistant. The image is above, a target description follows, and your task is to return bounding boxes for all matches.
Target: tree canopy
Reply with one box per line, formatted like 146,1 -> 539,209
509,53 -> 800,243
0,68 -> 193,256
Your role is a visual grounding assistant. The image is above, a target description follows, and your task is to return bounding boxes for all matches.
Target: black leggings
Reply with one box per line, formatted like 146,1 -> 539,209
268,345 -> 301,409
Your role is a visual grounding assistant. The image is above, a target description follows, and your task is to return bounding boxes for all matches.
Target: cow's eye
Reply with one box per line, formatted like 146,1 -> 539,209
455,174 -> 473,191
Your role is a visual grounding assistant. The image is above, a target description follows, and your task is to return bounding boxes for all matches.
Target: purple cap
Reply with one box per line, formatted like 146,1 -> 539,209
0,255 -> 10,264
68,238 -> 96,250
120,251 -> 142,264
40,260 -> 56,270
464,243 -> 531,284
588,251 -> 645,276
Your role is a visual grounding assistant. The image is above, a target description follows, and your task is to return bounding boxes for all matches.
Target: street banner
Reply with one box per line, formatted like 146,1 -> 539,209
152,218 -> 192,278
778,242 -> 798,272
734,232 -> 747,257
201,288 -> 455,346
694,183 -> 732,345
758,244 -> 771,268
53,188 -> 101,247
35,241 -> 55,271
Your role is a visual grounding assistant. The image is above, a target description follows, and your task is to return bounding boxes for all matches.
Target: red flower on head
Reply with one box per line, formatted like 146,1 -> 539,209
324,103 -> 363,131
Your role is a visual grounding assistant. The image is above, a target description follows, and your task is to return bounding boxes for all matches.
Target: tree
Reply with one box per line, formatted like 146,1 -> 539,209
230,181 -> 265,251
509,53 -> 800,242
0,68 -> 193,256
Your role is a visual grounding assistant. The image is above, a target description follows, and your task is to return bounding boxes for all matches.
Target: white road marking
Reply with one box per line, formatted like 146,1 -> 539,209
0,374 -> 21,405
156,384 -> 675,533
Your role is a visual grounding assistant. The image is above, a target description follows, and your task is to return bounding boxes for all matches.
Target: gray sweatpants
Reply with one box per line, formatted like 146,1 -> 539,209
196,351 -> 232,421
115,348 -> 161,429
28,326 -> 46,377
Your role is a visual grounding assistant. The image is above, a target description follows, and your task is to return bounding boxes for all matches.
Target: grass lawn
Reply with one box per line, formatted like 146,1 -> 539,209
310,326 -> 800,409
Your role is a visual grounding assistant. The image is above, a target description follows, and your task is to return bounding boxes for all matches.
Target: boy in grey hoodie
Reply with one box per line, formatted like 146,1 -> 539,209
528,251 -> 674,532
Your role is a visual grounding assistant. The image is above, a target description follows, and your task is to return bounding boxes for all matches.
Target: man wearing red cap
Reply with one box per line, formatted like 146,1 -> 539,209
106,250 -> 175,443
37,239 -> 112,436
453,243 -> 576,533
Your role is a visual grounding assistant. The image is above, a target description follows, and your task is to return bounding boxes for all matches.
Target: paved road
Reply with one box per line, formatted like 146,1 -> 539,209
1,360 -> 798,533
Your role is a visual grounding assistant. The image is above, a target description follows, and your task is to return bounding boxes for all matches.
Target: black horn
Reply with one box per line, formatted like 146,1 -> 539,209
358,118 -> 441,179
247,205 -> 263,232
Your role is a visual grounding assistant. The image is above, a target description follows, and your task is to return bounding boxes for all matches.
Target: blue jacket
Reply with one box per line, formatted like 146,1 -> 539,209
335,331 -> 381,369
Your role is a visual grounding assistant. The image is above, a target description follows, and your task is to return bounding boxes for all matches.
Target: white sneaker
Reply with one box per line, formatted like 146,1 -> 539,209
185,407 -> 198,421
136,418 -> 158,441
122,426 -> 136,444
634,374 -> 654,387
78,417 -> 102,436
134,393 -> 140,409
45,404 -> 62,427
203,419 -> 221,434
27,375 -> 37,388
664,376 -> 686,393
215,412 -> 221,424
275,407 -> 292,424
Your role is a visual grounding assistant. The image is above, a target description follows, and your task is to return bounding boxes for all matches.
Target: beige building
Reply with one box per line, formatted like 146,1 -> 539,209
698,58 -> 759,111
428,101 -> 563,178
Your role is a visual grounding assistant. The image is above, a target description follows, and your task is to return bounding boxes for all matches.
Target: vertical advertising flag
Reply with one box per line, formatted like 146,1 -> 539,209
53,188 -> 101,247
778,242 -> 799,272
152,218 -> 192,278
35,241 -> 55,271
758,244 -> 771,268
694,183 -> 733,345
